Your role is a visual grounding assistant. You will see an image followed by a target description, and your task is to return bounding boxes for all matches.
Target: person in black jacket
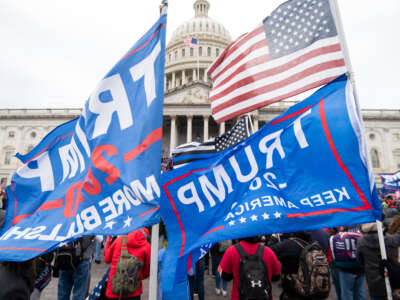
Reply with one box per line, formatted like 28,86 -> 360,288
269,231 -> 312,300
0,259 -> 36,300
357,222 -> 400,300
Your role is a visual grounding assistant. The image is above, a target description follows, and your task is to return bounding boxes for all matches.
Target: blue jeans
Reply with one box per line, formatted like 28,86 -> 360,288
330,265 -> 341,300
337,269 -> 366,300
188,258 -> 205,300
211,254 -> 227,291
95,240 -> 102,262
58,260 -> 91,300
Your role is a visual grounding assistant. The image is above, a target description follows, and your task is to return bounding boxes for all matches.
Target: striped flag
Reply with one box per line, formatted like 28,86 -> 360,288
171,116 -> 250,168
207,0 -> 347,123
184,37 -> 199,48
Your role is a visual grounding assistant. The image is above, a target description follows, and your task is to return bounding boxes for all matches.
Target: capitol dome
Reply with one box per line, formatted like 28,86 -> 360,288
164,0 -> 232,93
168,0 -> 231,46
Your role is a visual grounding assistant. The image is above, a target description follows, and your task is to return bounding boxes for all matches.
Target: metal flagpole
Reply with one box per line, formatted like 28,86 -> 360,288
148,223 -> 160,300
197,43 -> 200,81
148,3 -> 167,300
329,0 -> 393,298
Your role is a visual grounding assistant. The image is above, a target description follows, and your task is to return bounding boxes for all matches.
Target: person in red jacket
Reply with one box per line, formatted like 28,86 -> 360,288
104,228 -> 151,300
220,236 -> 281,300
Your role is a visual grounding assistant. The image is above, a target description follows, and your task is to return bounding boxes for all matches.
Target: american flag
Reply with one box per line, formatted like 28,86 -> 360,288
184,37 -> 199,48
207,0 -> 347,123
171,116 -> 250,168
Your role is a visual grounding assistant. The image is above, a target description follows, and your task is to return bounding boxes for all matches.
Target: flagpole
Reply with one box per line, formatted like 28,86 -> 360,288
197,43 -> 200,82
148,3 -> 167,299
330,1 -> 393,298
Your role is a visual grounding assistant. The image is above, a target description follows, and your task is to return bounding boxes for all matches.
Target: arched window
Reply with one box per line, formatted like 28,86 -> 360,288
216,48 -> 220,57
175,51 -> 178,60
190,48 -> 194,57
199,47 -> 203,56
371,148 -> 380,168
182,49 -> 185,58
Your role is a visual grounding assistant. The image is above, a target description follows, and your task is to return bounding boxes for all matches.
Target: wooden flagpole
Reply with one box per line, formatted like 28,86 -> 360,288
149,4 -> 167,300
329,0 -> 392,298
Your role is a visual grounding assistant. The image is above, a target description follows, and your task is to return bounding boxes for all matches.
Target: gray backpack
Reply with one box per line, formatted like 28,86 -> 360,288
112,235 -> 143,296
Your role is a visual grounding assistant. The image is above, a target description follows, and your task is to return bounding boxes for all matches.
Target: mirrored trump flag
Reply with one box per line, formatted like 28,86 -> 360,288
0,12 -> 167,261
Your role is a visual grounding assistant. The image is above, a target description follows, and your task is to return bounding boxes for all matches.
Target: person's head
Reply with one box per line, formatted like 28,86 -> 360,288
292,231 -> 311,242
240,236 -> 260,244
387,214 -> 400,235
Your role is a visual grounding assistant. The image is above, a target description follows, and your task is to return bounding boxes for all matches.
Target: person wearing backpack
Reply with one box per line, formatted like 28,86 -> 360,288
270,231 -> 330,300
219,236 -> 281,300
104,228 -> 150,300
330,227 -> 365,300
56,236 -> 95,300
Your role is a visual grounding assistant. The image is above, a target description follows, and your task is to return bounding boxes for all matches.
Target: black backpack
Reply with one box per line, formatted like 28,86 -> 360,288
235,243 -> 272,300
55,239 -> 83,270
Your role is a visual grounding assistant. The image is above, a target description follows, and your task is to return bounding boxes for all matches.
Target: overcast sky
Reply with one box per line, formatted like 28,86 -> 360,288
1,0 -> 399,110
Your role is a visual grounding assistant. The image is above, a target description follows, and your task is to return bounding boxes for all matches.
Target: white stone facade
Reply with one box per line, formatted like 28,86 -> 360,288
0,0 -> 399,187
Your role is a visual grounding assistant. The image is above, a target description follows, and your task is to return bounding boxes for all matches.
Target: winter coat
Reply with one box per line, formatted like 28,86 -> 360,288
357,231 -> 399,298
0,263 -> 34,300
104,228 -> 151,299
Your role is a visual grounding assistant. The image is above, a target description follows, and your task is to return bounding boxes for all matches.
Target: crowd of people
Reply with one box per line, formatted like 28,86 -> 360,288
0,179 -> 400,300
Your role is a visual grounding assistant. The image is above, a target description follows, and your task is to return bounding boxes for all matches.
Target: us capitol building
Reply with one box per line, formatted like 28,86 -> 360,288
0,0 -> 399,187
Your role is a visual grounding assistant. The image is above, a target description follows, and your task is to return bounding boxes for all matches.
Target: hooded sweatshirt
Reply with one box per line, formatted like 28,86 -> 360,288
104,228 -> 151,299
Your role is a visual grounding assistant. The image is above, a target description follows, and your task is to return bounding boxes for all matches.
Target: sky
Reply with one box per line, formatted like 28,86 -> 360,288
0,0 -> 399,110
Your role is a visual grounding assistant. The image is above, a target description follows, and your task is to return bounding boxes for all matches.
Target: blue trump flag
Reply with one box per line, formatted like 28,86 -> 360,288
0,12 -> 167,261
159,75 -> 381,291
380,170 -> 400,191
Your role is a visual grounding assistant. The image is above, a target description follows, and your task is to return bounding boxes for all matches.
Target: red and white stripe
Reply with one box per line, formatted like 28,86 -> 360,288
207,24 -> 347,123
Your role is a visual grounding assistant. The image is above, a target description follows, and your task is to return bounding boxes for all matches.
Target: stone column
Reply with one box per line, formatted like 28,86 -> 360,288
253,114 -> 259,132
164,75 -> 167,91
171,72 -> 176,89
187,115 -> 193,143
182,70 -> 186,85
203,115 -> 209,141
193,69 -> 196,81
219,122 -> 225,135
203,69 -> 208,82
170,115 -> 177,153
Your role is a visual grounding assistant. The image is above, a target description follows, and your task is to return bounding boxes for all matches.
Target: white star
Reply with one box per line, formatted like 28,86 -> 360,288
104,221 -> 116,230
274,212 -> 282,219
123,216 -> 132,228
58,242 -> 68,247
229,220 -> 235,226
250,215 -> 258,221
239,217 -> 247,223
262,213 -> 270,220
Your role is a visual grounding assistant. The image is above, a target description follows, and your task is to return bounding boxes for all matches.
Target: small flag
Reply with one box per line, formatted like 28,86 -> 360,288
184,37 -> 198,48
171,116 -> 250,168
207,0 -> 347,123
